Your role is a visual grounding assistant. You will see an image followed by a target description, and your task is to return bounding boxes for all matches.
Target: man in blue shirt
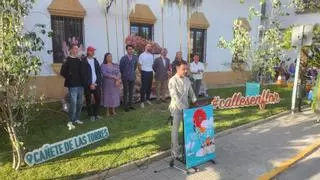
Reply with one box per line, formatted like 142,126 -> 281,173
120,45 -> 139,112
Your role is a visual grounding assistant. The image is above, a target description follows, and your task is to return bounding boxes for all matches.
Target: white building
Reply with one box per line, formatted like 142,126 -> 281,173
24,0 -> 261,99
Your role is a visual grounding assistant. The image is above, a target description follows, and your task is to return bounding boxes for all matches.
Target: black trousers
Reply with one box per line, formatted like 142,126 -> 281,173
192,79 -> 202,97
85,87 -> 101,117
140,71 -> 153,102
122,79 -> 135,108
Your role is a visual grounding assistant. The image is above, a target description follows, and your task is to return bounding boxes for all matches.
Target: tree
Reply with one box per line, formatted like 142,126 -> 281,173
0,0 -> 45,170
217,0 -> 309,84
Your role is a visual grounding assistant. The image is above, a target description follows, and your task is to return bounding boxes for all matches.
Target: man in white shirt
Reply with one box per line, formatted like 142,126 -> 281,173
190,54 -> 205,97
139,43 -> 154,108
82,46 -> 102,121
168,60 -> 197,160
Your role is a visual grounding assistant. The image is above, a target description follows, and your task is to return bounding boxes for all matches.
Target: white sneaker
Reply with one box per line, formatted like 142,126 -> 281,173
140,102 -> 145,108
67,122 -> 75,130
146,100 -> 152,105
75,120 -> 84,124
95,115 -> 102,120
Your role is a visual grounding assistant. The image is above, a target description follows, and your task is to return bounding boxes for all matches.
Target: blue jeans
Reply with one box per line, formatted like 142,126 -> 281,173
68,87 -> 84,122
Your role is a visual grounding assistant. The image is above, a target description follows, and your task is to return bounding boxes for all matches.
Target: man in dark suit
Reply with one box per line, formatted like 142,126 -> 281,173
81,46 -> 103,121
120,45 -> 139,112
153,48 -> 170,103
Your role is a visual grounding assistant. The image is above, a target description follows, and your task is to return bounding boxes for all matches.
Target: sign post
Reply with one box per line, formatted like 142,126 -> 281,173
291,25 -> 313,114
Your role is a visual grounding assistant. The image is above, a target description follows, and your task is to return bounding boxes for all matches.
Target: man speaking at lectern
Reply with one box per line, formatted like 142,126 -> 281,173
168,60 -> 197,159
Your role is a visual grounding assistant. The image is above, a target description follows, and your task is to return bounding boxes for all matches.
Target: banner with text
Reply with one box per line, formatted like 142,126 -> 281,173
211,89 -> 280,110
24,127 -> 109,166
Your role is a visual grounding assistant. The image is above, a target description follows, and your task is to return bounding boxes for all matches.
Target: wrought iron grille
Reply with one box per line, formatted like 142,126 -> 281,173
51,16 -> 84,63
190,28 -> 206,62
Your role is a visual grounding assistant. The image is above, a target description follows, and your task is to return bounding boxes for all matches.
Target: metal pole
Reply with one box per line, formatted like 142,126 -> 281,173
121,0 -> 125,55
179,0 -> 182,52
105,12 -> 110,52
187,2 -> 191,63
114,0 -> 119,62
291,25 -> 304,114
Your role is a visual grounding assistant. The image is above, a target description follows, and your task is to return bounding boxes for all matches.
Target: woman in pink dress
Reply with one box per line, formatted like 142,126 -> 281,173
101,53 -> 121,116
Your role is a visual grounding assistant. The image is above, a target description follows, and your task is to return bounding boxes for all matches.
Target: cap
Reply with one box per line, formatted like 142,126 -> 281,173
87,46 -> 96,52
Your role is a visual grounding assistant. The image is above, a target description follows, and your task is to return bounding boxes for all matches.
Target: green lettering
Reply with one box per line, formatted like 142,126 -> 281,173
39,150 -> 46,162
64,141 -> 70,152
69,140 -> 74,150
50,146 -> 56,157
87,134 -> 93,143
74,137 -> 81,148
34,151 -> 40,164
44,147 -> 52,159
58,144 -> 64,154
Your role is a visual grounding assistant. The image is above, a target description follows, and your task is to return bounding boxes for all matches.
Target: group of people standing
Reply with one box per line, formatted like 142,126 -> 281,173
60,43 -> 205,131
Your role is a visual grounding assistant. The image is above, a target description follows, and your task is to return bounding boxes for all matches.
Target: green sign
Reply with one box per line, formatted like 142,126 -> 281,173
24,127 -> 109,166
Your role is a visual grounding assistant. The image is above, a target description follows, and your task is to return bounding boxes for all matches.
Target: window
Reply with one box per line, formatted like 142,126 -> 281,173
130,23 -> 153,40
190,28 -> 206,62
51,16 -> 84,63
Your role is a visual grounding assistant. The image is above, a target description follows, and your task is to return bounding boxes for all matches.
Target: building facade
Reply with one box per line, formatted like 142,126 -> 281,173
24,0 -> 261,99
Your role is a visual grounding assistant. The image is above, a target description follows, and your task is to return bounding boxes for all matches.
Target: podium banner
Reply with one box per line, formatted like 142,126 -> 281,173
183,104 -> 216,169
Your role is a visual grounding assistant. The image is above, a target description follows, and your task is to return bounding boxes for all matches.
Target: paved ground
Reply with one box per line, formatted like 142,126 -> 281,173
277,148 -> 320,180
106,110 -> 320,180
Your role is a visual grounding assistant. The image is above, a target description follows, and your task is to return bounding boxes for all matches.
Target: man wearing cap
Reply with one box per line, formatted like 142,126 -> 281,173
82,46 -> 102,121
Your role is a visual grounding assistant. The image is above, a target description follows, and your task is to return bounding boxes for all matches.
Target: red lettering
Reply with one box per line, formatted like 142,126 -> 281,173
211,97 -> 219,108
274,93 -> 280,103
225,98 -> 232,107
235,93 -> 242,106
231,93 -> 237,106
262,89 -> 270,103
255,96 -> 259,104
268,94 -> 275,103
244,97 -> 250,106
211,89 -> 280,109
219,99 -> 226,109
249,97 -> 256,104
239,98 -> 245,106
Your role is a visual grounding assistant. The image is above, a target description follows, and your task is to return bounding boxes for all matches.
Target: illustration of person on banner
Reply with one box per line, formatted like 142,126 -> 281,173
168,60 -> 198,160
311,73 -> 320,123
190,108 -> 215,157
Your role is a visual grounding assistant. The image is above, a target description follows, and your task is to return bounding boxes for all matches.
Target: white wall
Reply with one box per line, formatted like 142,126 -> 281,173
24,0 -> 260,75
201,0 -> 260,72
23,0 -> 53,75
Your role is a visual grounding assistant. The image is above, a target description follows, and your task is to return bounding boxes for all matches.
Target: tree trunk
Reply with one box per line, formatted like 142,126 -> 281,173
5,93 -> 24,170
6,123 -> 23,170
